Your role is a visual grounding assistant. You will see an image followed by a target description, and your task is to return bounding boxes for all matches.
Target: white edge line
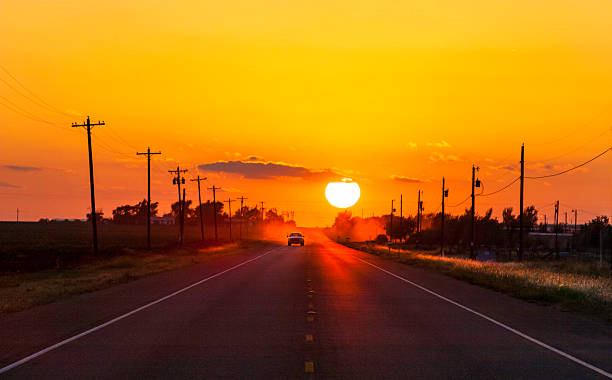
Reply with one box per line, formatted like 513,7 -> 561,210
355,256 -> 612,379
0,248 -> 276,375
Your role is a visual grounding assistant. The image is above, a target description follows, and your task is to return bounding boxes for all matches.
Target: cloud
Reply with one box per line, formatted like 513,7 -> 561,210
407,141 -> 417,149
426,140 -> 451,148
0,182 -> 19,188
198,160 -> 339,181
390,175 -> 427,183
498,164 -> 518,172
429,152 -> 462,163
4,165 -> 42,172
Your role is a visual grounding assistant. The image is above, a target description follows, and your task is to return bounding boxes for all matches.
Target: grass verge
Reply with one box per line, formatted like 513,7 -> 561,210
0,240 -> 271,315
345,242 -> 612,323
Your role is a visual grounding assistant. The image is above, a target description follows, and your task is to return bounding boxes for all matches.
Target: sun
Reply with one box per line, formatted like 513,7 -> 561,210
325,179 -> 360,208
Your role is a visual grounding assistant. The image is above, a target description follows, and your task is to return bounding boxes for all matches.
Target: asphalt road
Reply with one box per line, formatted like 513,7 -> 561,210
1,233 -> 611,379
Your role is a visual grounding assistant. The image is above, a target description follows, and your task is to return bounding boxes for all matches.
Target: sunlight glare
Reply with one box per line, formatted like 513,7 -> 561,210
325,179 -> 360,208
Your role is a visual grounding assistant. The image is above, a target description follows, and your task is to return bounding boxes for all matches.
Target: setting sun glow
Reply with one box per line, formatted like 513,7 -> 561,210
325,179 -> 361,209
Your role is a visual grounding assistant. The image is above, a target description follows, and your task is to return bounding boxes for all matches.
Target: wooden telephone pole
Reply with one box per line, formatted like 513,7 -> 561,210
416,190 -> 421,233
191,176 -> 207,241
137,147 -> 161,250
470,164 -> 480,259
441,177 -> 448,257
260,201 -> 265,221
208,185 -> 221,243
390,199 -> 395,242
72,116 -> 105,255
168,166 -> 188,246
237,196 -> 248,240
519,144 -> 525,261
224,198 -> 235,242
400,194 -> 403,243
554,200 -> 560,259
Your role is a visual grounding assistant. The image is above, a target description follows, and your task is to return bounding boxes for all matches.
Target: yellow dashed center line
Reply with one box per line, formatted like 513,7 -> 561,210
304,268 -> 315,374
305,361 -> 315,373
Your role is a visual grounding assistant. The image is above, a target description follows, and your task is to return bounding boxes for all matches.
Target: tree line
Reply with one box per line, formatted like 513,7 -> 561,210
77,199 -> 294,227
331,206 -> 610,255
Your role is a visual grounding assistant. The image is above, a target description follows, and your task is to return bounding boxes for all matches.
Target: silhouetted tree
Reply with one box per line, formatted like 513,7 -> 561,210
265,208 -> 285,224
86,209 -> 104,223
192,201 -> 224,225
112,199 -> 158,224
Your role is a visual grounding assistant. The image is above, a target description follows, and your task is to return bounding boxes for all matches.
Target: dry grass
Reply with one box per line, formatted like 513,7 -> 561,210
0,241 -> 268,315
347,243 -> 612,323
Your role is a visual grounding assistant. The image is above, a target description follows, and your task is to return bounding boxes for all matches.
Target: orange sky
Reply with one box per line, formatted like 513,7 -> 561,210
1,0 -> 611,226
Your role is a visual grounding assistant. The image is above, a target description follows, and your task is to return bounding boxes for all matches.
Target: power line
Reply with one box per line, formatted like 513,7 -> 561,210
559,203 -> 603,217
0,64 -> 73,118
0,95 -> 56,123
0,98 -> 68,130
90,138 -> 134,159
105,125 -> 140,151
478,176 -> 520,197
528,127 -> 611,164
447,195 -> 471,208
526,147 -> 611,179
0,76 -> 69,119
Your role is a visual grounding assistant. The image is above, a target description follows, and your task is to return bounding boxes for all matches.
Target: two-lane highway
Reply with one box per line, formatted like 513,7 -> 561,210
1,235 -> 611,378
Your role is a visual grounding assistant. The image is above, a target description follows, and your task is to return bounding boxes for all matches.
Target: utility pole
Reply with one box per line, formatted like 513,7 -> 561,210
191,176 -> 207,241
441,177 -> 448,257
237,196 -> 248,240
72,116 -> 105,255
599,228 -> 604,267
390,199 -> 395,242
224,198 -> 235,242
16,208 -> 19,223
207,185 -> 221,243
470,164 -> 480,259
182,188 -> 186,244
519,144 -> 524,261
137,147 -> 161,250
554,200 -> 559,260
168,166 -> 188,246
261,201 -> 265,221
572,209 -> 578,255
417,190 -> 421,233
400,194 -> 403,243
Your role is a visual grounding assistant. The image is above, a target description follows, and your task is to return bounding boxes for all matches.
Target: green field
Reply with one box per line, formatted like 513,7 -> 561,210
0,221 -> 260,271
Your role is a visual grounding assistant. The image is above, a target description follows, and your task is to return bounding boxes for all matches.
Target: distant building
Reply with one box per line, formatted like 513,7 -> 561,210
539,223 -> 583,234
528,232 -> 573,252
152,216 -> 175,225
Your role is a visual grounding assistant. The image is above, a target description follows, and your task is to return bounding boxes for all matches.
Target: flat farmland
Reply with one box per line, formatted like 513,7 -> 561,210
0,222 -> 259,271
